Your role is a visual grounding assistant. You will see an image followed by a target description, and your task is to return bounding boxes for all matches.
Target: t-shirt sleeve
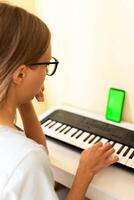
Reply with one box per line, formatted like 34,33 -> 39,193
2,148 -> 59,200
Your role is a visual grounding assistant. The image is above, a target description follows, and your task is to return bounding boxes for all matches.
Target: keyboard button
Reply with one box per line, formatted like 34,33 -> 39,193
79,132 -> 92,149
55,124 -> 64,131
45,120 -> 54,127
129,150 -> 134,159
65,128 -> 78,137
83,134 -> 91,142
56,124 -> 66,132
88,135 -> 96,143
122,147 -> 130,157
71,129 -> 79,137
73,130 -> 83,139
131,160 -> 134,169
119,146 -> 129,164
113,143 -> 123,154
63,126 -> 72,134
59,125 -> 67,132
43,119 -> 52,126
90,136 -> 100,145
100,138 -> 108,145
94,137 -> 101,144
123,148 -> 134,165
126,157 -> 134,167
76,130 -> 83,139
48,121 -> 57,128
51,122 -> 62,131
117,145 -> 124,155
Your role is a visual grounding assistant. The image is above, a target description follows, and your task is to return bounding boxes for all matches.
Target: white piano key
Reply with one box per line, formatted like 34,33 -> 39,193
46,120 -> 56,128
112,142 -> 122,154
56,124 -> 67,132
126,158 -> 134,167
90,136 -> 101,145
43,123 -> 69,142
48,121 -> 57,128
42,121 -> 56,130
66,128 -> 78,137
109,141 -> 115,146
131,158 -> 134,169
123,148 -> 134,165
49,122 -> 62,131
72,131 -> 91,149
63,128 -> 79,146
62,126 -> 72,134
71,130 -> 83,141
60,126 -> 71,134
44,120 -> 54,127
70,130 -> 81,140
81,134 -> 96,149
75,130 -> 83,138
126,148 -> 134,167
78,132 -> 91,149
118,146 -> 128,164
87,134 -> 96,143
79,132 -> 90,141
100,138 -> 108,145
43,119 -> 52,126
71,130 -> 80,137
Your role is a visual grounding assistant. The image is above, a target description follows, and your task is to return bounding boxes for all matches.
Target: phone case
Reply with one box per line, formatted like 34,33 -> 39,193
105,88 -> 125,123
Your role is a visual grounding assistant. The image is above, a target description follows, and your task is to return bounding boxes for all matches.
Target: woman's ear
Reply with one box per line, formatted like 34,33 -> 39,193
12,65 -> 27,85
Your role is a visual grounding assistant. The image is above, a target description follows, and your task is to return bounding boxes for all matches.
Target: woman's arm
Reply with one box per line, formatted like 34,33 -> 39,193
18,101 -> 47,149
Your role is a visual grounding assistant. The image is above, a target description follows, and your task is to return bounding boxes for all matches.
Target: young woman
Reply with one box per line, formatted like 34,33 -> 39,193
0,2 -> 119,200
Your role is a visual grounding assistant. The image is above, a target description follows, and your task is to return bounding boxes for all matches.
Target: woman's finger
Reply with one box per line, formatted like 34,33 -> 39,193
92,141 -> 103,150
104,148 -> 115,159
101,142 -> 113,152
106,154 -> 119,166
35,89 -> 44,102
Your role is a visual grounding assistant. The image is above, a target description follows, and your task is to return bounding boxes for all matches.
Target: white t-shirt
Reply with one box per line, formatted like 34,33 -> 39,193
0,125 -> 59,200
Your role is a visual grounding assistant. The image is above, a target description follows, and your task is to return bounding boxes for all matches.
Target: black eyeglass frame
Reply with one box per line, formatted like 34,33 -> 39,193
28,57 -> 59,76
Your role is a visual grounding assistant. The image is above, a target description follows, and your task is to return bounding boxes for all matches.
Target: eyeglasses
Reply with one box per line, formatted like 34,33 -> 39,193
28,57 -> 59,76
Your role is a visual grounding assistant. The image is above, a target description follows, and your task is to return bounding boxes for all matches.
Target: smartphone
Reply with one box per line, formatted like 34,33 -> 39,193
105,88 -> 125,122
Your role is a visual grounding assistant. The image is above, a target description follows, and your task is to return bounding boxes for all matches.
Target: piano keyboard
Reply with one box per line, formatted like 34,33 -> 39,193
40,108 -> 134,171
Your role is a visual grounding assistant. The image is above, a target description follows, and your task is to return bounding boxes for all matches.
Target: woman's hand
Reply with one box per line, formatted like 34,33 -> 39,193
77,142 -> 119,184
35,85 -> 45,102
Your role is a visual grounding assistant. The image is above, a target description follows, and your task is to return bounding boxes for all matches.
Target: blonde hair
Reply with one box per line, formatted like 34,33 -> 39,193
0,2 -> 50,103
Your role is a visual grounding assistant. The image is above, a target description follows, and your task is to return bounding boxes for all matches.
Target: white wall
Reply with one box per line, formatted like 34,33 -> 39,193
4,0 -> 35,13
35,0 -> 134,123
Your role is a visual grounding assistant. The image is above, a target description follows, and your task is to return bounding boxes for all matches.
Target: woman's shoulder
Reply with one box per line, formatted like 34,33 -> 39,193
0,125 -> 56,198
0,124 -> 45,150
0,125 -> 49,191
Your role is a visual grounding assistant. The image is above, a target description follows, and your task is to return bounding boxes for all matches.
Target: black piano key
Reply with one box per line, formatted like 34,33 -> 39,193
47,121 -> 55,128
48,121 -> 57,128
83,134 -> 91,142
94,137 -> 101,144
55,124 -> 63,131
122,147 -> 130,157
76,131 -> 83,139
59,125 -> 67,132
129,150 -> 134,159
71,130 -> 79,137
111,142 -> 116,147
44,120 -> 52,127
64,127 -> 72,134
117,145 -> 125,154
88,135 -> 96,143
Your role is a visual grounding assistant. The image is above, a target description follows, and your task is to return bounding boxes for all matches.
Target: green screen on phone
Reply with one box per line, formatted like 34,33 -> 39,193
105,88 -> 125,122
